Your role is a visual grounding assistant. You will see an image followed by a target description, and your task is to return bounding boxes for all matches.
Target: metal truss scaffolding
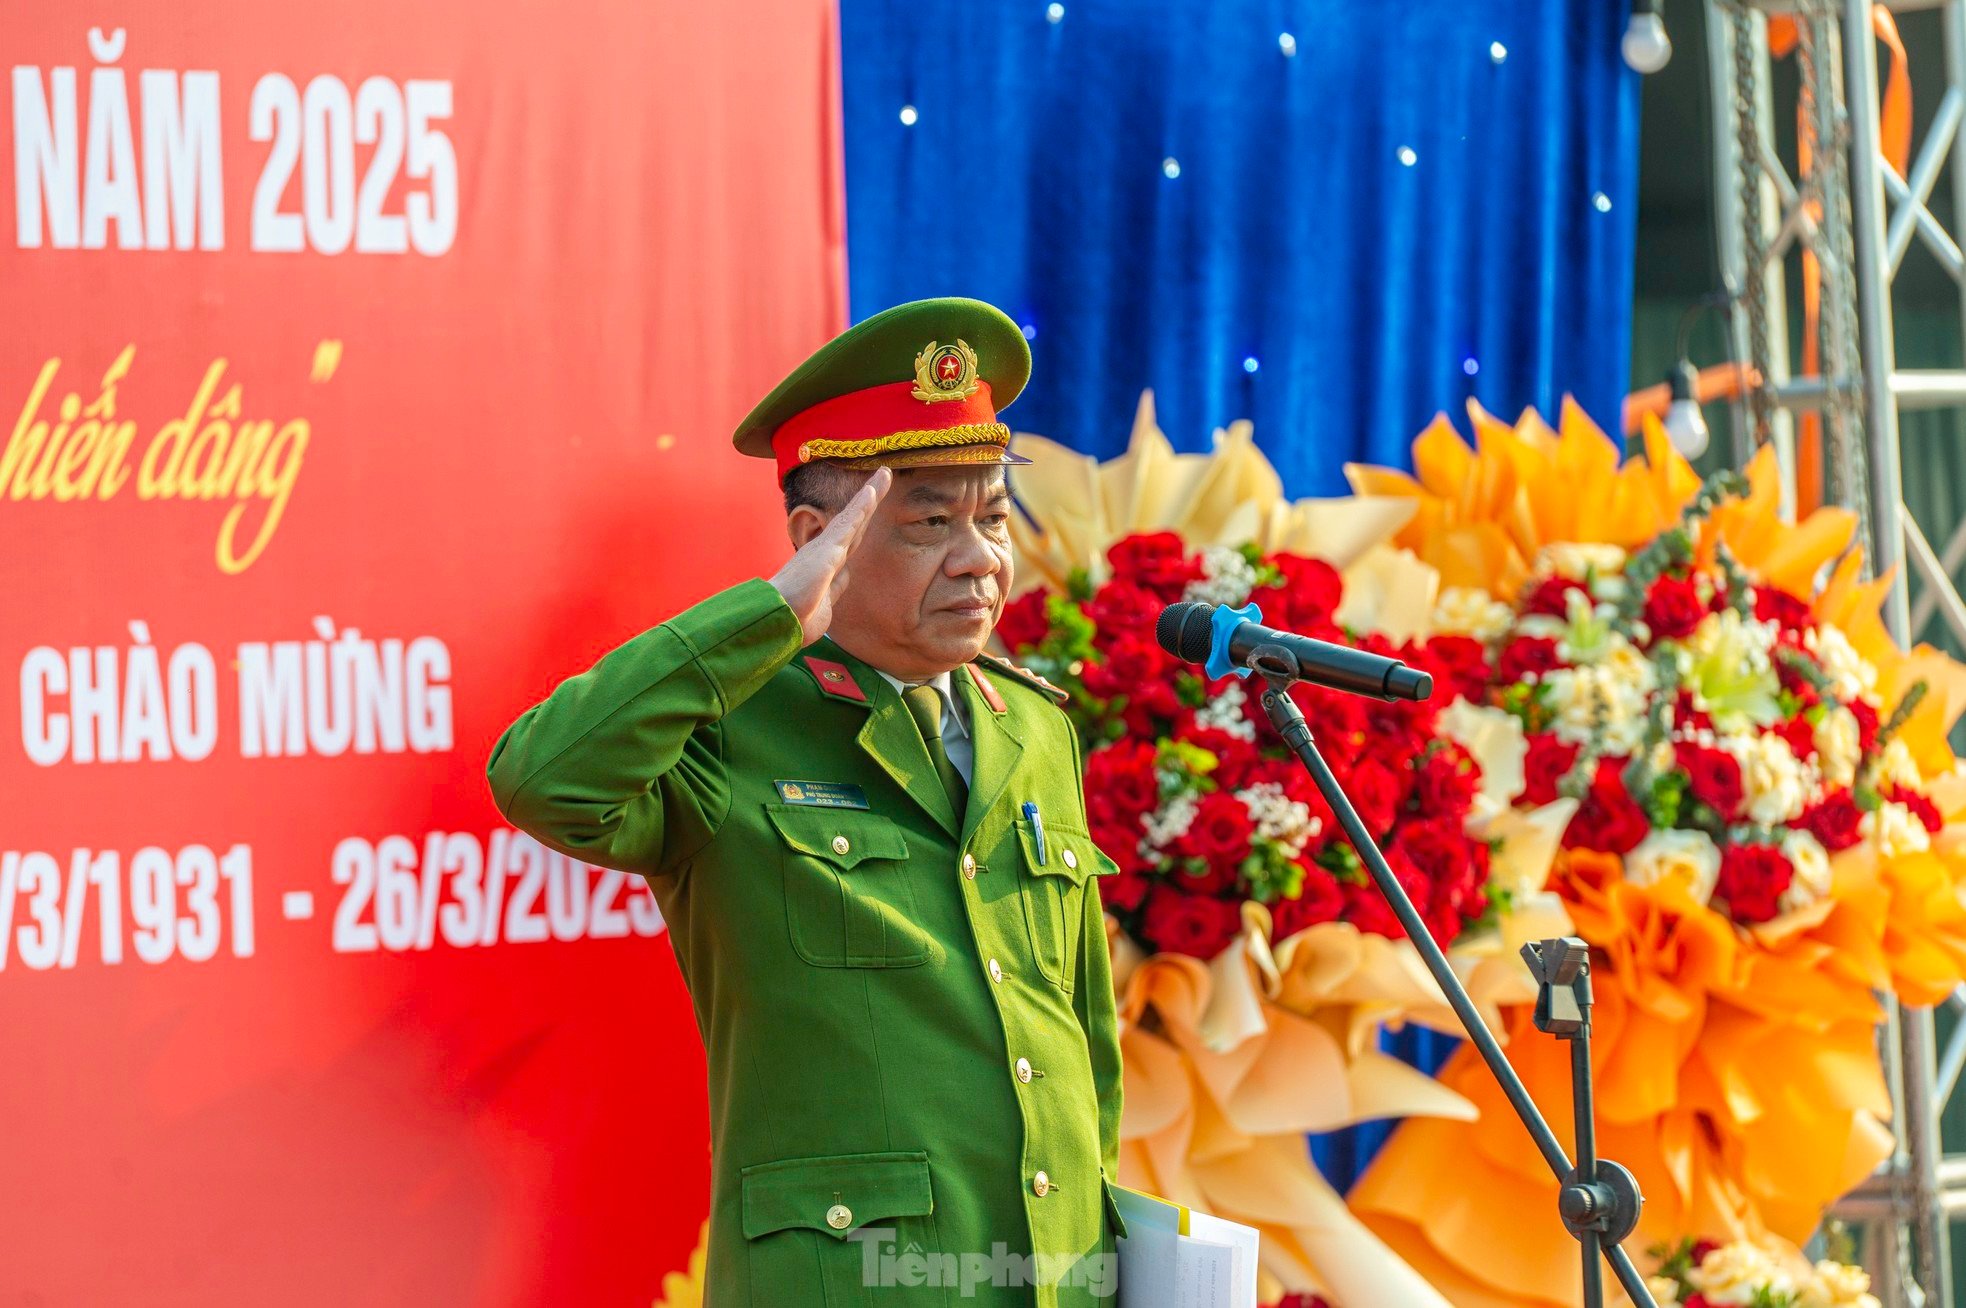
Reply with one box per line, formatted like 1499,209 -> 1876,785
1706,1 -> 1966,1302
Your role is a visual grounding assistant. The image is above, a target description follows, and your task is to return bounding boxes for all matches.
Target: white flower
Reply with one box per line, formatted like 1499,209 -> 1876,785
1688,1241 -> 1794,1306
1723,731 -> 1813,826
1814,706 -> 1861,788
1643,1276 -> 1683,1308
1680,609 -> 1783,730
1183,545 -> 1259,608
1624,828 -> 1722,903
1432,586 -> 1513,642
1193,678 -> 1258,741
1436,699 -> 1527,815
1240,782 -> 1320,855
1804,625 -> 1879,703
1534,542 -> 1627,581
1142,793 -> 1199,852
1862,801 -> 1932,858
1543,662 -> 1651,756
1878,738 -> 1923,790
1778,830 -> 1834,914
1798,1259 -> 1882,1308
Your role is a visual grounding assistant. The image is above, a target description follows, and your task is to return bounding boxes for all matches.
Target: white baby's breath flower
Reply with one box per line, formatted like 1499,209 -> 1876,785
1193,678 -> 1258,740
1240,782 -> 1320,855
1142,793 -> 1199,852
1432,586 -> 1513,642
1624,828 -> 1722,903
1723,731 -> 1812,826
1804,625 -> 1879,703
1862,801 -> 1932,858
1688,1241 -> 1794,1306
1543,663 -> 1650,756
1814,705 -> 1861,788
1778,830 -> 1834,914
1183,545 -> 1259,608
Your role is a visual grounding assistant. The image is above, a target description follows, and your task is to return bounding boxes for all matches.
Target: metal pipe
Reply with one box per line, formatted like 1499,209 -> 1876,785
1884,90 -> 1966,276
1904,510 -> 1966,649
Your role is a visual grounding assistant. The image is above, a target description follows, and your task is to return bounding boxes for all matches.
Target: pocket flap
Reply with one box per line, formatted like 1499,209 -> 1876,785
1101,1172 -> 1129,1242
741,1150 -> 933,1240
1015,820 -> 1107,882
765,805 -> 910,869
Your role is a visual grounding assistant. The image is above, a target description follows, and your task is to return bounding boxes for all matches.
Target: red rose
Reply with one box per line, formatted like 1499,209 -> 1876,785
1643,574 -> 1706,642
1800,789 -> 1864,851
1888,784 -> 1944,833
1521,734 -> 1580,806
1753,585 -> 1815,635
1562,757 -> 1650,854
1688,1239 -> 1720,1265
1106,532 -> 1203,601
1101,865 -> 1151,912
995,590 -> 1052,655
1673,689 -> 1714,735
1413,744 -> 1481,816
1523,575 -> 1586,618
1091,820 -> 1147,874
1346,757 -> 1406,836
1081,634 -> 1170,700
1086,740 -> 1160,824
1497,635 -> 1563,684
1772,715 -> 1817,761
1269,866 -> 1345,941
1082,580 -> 1166,640
1685,1296 -> 1715,1308
1714,842 -> 1795,923
1676,742 -> 1744,820
1341,879 -> 1405,937
1391,815 -> 1469,884
1848,698 -> 1881,753
1175,791 -> 1257,881
1263,553 -> 1345,631
1419,635 -> 1492,704
1141,884 -> 1243,959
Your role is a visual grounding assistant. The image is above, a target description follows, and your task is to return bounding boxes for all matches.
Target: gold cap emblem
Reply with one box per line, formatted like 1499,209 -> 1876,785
913,339 -> 981,403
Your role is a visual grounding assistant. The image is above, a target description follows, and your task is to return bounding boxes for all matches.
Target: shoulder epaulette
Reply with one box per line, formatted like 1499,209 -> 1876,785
973,650 -> 1070,705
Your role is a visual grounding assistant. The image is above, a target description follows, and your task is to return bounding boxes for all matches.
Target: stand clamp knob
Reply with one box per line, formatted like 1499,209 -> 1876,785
1557,1161 -> 1643,1246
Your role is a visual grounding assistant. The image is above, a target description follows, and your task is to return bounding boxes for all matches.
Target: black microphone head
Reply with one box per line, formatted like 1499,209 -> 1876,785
1156,601 -> 1216,663
1386,666 -> 1433,701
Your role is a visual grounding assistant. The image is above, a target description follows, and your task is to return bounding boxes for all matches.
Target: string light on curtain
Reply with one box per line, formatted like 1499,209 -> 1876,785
1046,3 -> 1064,23
1397,146 -> 1417,166
1243,356 -> 1260,374
1490,41 -> 1508,64
1162,157 -> 1181,179
899,104 -> 917,126
1279,32 -> 1298,57
1622,0 -> 1672,73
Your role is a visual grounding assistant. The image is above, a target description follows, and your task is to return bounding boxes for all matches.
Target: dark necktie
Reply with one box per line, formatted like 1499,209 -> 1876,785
902,683 -> 968,815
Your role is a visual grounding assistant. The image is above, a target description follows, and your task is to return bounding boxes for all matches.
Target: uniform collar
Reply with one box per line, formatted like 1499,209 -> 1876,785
868,667 -> 970,737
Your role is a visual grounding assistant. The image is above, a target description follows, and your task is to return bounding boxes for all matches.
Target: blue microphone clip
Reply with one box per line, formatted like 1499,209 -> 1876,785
1204,600 -> 1263,682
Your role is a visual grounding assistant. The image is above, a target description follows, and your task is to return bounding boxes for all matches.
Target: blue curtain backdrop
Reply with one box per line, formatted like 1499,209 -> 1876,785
840,0 -> 1640,496
839,0 -> 1639,1189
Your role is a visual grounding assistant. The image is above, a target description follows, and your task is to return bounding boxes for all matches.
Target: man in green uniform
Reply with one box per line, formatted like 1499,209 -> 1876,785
486,298 -> 1127,1306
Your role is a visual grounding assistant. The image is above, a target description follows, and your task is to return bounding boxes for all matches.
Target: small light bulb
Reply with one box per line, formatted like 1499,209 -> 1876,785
1462,357 -> 1480,376
1047,3 -> 1065,22
1593,191 -> 1612,212
1397,146 -> 1417,167
1021,323 -> 1038,341
1243,357 -> 1260,374
1490,41 -> 1508,64
1622,12 -> 1672,74
899,104 -> 918,126
1162,157 -> 1181,179
1664,361 -> 1709,459
1279,32 -> 1297,57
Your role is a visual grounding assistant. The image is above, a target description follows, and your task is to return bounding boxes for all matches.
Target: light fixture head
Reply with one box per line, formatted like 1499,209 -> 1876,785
1663,359 -> 1708,460
1622,2 -> 1672,74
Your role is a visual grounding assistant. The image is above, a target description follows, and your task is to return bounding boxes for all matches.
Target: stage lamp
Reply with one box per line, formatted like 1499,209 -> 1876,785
1623,0 -> 1672,74
1663,359 -> 1709,459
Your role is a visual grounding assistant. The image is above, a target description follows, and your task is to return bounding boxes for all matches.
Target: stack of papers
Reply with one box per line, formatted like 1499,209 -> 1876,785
1111,1184 -> 1260,1308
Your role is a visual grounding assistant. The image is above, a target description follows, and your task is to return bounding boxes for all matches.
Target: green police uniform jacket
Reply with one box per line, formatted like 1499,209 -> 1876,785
486,578 -> 1127,1307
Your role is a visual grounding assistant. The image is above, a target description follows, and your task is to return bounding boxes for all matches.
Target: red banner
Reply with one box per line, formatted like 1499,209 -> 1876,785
0,3 -> 843,1302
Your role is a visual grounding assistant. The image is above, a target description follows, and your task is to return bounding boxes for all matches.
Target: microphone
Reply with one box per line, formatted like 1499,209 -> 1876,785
1155,600 -> 1433,702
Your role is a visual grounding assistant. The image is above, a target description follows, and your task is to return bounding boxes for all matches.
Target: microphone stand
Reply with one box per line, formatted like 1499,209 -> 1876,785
1245,645 -> 1654,1308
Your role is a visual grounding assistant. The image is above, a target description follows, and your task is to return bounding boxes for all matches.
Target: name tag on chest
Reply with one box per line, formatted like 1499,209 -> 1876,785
774,780 -> 871,810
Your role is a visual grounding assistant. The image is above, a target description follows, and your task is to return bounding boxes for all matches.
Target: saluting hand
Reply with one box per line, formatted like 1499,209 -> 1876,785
770,467 -> 892,644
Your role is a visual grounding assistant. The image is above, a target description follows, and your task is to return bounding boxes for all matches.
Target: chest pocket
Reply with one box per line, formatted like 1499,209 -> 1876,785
1015,818 -> 1108,991
766,805 -> 932,968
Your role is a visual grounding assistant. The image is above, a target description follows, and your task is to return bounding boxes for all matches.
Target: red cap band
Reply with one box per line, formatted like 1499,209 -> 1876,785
771,380 -> 1000,485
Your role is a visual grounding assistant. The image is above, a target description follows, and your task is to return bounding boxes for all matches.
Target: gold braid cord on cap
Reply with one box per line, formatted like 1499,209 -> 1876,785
797,423 -> 1013,464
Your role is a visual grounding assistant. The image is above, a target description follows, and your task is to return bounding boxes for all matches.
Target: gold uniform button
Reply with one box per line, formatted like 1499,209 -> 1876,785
1015,1057 -> 1033,1083
826,1203 -> 853,1229
832,835 -> 851,856
1062,848 -> 1078,870
1031,1171 -> 1050,1197
961,852 -> 977,878
988,958 -> 1004,983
